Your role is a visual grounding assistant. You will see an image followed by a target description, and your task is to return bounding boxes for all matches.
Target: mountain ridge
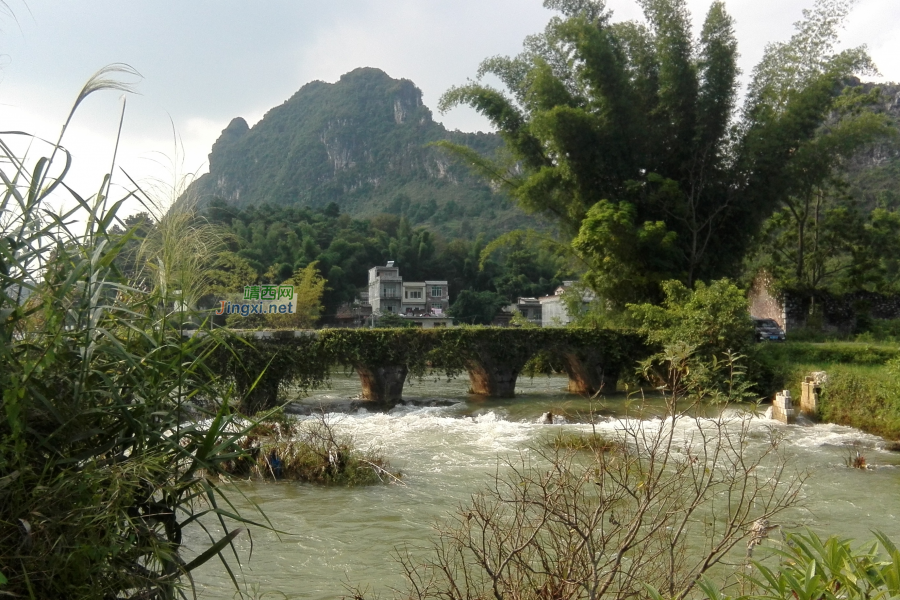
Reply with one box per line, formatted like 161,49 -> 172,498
186,67 -> 536,238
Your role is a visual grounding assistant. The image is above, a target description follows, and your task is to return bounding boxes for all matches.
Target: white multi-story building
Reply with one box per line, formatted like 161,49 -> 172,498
368,262 -> 402,315
539,281 -> 595,327
368,262 -> 452,327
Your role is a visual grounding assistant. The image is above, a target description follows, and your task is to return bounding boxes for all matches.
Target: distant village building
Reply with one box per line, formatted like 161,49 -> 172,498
368,262 -> 402,315
333,291 -> 372,328
495,297 -> 543,327
539,281 -> 595,327
368,261 -> 452,328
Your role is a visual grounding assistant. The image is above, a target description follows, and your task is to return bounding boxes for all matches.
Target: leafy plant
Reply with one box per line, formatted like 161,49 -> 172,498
628,279 -> 755,362
696,530 -> 900,600
0,65 -> 266,599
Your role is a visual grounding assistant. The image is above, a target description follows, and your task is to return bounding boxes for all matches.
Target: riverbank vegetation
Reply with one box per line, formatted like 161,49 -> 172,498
818,359 -> 900,439
0,68 -> 271,599
754,342 -> 900,438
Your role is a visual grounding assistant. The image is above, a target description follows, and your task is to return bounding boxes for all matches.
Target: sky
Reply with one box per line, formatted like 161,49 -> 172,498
1,0 -> 898,215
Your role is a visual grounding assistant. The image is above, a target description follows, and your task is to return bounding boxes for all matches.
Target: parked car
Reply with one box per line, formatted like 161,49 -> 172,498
752,317 -> 786,342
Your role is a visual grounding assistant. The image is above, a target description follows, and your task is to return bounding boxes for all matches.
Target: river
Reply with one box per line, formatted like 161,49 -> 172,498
190,373 -> 900,600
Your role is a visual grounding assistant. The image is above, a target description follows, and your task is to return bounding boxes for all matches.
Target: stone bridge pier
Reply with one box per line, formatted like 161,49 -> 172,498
354,364 -> 408,403
465,359 -> 523,398
560,350 -> 619,396
238,371 -> 283,415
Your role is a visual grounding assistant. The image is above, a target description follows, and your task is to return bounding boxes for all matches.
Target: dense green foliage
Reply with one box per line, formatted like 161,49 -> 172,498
746,80 -> 900,295
0,68 -> 261,599
439,0 -> 892,306
448,289 -> 509,325
185,68 -> 539,239
702,530 -> 900,600
817,360 -> 900,439
628,279 -> 755,359
200,201 -> 569,321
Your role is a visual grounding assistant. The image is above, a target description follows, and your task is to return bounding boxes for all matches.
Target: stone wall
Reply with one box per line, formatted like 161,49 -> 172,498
783,290 -> 900,333
748,272 -> 900,333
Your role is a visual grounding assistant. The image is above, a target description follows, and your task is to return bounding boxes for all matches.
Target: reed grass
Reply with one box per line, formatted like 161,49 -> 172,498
0,65 -> 267,599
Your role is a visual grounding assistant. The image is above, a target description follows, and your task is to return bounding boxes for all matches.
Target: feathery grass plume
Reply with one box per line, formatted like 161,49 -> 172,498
0,65 -> 270,599
129,147 -> 225,317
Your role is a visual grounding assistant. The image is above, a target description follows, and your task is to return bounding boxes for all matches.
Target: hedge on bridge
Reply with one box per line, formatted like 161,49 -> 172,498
213,327 -> 648,413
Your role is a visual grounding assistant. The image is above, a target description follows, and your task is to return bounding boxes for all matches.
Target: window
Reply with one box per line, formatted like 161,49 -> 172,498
407,290 -> 422,299
431,286 -> 443,297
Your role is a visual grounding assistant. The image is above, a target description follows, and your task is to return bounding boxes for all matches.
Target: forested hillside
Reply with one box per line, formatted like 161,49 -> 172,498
186,67 -> 539,239
200,201 -> 567,322
183,9 -> 900,319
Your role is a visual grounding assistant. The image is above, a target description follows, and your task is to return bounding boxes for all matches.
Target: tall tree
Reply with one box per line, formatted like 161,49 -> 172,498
265,262 -> 327,329
438,0 -> 888,306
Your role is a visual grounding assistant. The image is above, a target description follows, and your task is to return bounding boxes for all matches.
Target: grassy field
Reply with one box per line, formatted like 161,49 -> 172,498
754,341 -> 900,440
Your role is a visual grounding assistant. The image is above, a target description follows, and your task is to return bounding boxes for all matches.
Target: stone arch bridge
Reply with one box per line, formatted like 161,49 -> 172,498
211,328 -> 647,414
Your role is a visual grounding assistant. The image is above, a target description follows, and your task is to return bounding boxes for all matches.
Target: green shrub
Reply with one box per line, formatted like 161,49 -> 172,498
628,279 -> 755,359
628,280 -> 757,394
0,67 -> 260,599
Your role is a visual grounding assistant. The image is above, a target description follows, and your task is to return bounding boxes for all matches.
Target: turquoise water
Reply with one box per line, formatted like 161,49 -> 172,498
189,373 -> 900,599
